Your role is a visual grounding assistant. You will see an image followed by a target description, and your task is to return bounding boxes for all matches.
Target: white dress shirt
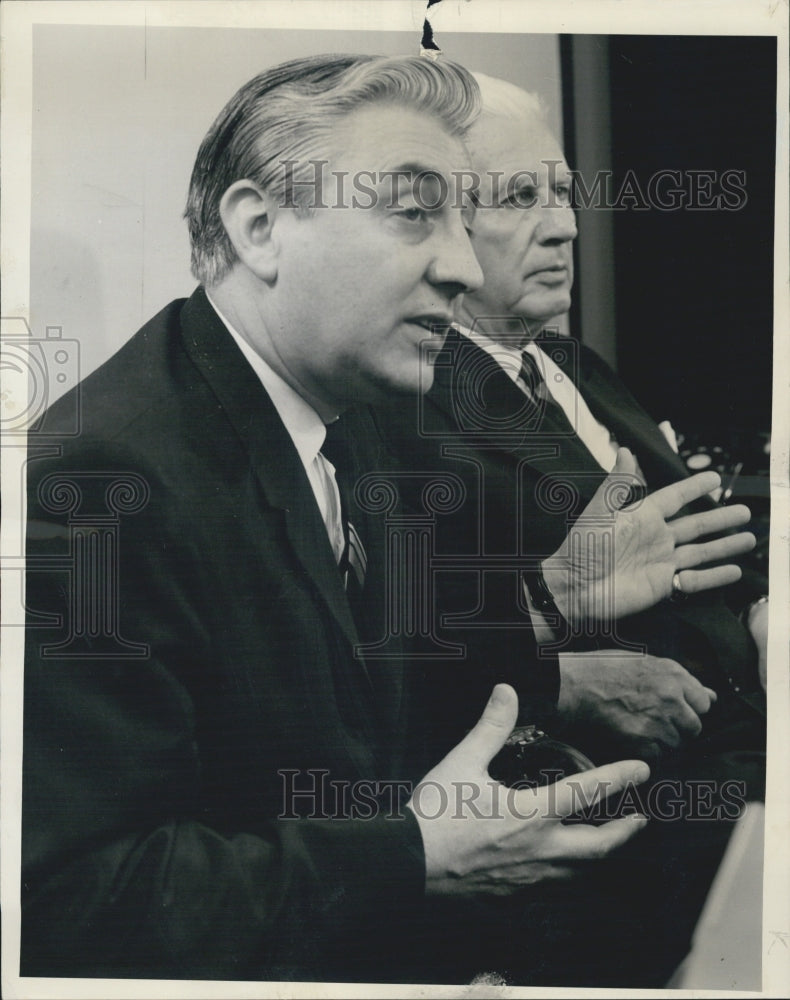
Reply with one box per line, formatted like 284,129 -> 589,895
460,326 -> 620,472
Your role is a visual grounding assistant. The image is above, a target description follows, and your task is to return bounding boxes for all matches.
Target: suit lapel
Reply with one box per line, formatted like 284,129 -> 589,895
560,344 -> 690,488
178,288 -> 362,655
430,331 -> 603,481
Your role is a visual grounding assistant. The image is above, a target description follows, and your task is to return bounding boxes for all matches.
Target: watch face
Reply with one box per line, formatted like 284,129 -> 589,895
523,571 -> 560,613
489,726 -> 595,789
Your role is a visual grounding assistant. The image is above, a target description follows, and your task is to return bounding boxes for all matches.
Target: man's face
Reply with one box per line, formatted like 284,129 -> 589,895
460,112 -> 577,338
266,103 -> 482,415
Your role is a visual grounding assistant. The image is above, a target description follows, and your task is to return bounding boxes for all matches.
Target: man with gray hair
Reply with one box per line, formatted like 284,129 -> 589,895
370,70 -> 767,985
21,54 -> 754,986
374,70 -> 766,770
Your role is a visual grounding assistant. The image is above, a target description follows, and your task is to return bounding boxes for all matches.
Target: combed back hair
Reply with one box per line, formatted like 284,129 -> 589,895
472,71 -> 547,122
185,53 -> 480,286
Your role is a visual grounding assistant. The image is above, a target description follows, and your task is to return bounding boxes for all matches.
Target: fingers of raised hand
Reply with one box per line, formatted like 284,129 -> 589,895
672,563 -> 743,595
670,504 -> 752,545
651,471 -> 722,519
674,532 -> 756,571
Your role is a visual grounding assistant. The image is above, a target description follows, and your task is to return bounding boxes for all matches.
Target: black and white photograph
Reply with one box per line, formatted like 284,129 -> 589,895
1,1 -> 788,997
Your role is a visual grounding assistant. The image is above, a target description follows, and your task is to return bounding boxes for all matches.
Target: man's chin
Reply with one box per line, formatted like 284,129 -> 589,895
372,363 -> 435,403
516,300 -> 572,332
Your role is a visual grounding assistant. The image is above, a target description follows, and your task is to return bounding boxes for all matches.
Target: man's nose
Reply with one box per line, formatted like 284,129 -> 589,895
426,219 -> 484,296
536,204 -> 578,245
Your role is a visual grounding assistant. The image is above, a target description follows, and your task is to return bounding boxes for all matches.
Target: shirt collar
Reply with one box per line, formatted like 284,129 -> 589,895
455,322 -> 529,385
454,323 -> 547,382
206,291 -> 327,466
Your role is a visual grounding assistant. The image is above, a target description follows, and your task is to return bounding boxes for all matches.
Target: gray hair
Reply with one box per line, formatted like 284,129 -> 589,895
185,54 -> 480,286
472,72 -> 547,122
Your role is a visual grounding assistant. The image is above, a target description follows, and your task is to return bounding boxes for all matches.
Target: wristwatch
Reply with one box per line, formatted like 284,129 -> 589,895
522,567 -> 565,623
489,725 -> 595,789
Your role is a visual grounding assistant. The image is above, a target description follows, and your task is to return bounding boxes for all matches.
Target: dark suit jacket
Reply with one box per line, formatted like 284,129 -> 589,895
22,289 -> 431,981
371,330 -> 765,762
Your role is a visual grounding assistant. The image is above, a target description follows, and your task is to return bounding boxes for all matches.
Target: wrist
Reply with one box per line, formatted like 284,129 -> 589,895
556,654 -> 581,717
536,556 -> 571,624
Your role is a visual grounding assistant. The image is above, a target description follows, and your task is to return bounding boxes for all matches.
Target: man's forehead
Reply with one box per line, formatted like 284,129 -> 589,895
469,111 -> 569,177
327,102 -> 472,176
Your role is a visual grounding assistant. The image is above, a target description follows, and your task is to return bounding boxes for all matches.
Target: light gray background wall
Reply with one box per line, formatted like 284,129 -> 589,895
31,25 -> 564,393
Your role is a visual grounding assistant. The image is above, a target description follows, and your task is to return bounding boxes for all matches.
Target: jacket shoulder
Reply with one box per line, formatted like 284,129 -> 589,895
33,298 -> 190,442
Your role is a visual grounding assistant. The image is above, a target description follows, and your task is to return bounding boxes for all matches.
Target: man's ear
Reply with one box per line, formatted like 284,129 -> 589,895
219,180 -> 280,282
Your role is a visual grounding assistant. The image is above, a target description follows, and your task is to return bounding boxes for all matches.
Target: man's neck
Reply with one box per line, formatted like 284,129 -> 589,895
208,274 -> 341,423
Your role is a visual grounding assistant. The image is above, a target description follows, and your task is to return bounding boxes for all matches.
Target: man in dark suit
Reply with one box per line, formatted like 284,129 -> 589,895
22,54 -> 673,985
364,73 -> 768,986
372,72 -> 767,773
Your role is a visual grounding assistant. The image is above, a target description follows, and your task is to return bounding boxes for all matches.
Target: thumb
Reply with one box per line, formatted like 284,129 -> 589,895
448,684 -> 519,774
615,445 -> 636,470
610,446 -> 638,481
585,447 -> 640,516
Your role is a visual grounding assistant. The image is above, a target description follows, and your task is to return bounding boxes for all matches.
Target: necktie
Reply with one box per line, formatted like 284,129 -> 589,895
324,422 -> 397,725
518,349 -> 579,437
313,451 -> 346,564
322,419 -> 367,591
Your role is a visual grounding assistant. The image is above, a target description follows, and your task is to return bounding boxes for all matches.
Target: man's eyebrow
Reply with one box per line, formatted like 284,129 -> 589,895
379,162 -> 452,181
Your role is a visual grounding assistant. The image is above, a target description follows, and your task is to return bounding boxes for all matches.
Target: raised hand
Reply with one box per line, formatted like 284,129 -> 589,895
557,651 -> 717,757
408,684 -> 650,897
543,447 -> 755,625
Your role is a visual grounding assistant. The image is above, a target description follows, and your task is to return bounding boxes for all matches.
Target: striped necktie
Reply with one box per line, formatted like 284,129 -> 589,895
322,419 -> 367,591
518,348 -> 578,437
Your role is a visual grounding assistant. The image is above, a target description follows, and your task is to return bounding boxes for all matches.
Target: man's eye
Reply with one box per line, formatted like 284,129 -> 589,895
502,187 -> 537,209
556,184 -> 572,201
395,207 -> 428,223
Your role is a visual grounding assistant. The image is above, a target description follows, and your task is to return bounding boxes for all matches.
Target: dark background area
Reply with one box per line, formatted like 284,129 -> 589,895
564,35 -> 776,443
